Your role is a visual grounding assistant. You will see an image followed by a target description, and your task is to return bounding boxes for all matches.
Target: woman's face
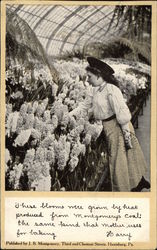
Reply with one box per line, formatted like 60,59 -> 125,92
87,71 -> 102,87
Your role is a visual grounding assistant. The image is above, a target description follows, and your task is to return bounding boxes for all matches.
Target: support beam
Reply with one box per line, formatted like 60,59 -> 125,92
59,6 -> 104,55
73,10 -> 113,51
34,6 -> 57,31
46,6 -> 84,52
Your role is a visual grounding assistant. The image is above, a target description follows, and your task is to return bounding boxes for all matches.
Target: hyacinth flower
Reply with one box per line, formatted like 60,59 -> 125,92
5,57 -> 150,191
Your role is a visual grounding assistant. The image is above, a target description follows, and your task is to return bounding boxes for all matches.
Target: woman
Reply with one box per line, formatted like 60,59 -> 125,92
70,57 -> 150,192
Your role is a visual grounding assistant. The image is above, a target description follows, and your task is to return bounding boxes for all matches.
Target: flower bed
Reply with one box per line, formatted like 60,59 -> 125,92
5,58 -> 151,191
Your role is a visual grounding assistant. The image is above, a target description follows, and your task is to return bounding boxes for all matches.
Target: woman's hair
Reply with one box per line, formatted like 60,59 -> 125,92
86,66 -> 101,77
104,74 -> 119,87
86,66 -> 119,87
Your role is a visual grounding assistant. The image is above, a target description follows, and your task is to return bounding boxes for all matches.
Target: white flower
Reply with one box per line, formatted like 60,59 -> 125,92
54,136 -> 70,170
57,151 -> 68,171
32,101 -> 39,114
11,91 -> 23,99
5,104 -> 12,119
51,115 -> 58,128
64,97 -> 71,106
34,175 -> 51,191
27,161 -> 42,183
58,93 -> 66,99
62,86 -> 69,95
24,114 -> 34,129
14,129 -> 31,147
43,110 -> 51,122
40,134 -> 55,148
83,134 -> 92,145
71,140 -> 86,157
27,103 -> 33,114
16,115 -> 24,134
41,161 -> 50,177
51,83 -> 58,97
69,156 -> 79,172
9,170 -> 16,185
20,103 -> 28,116
6,112 -> 19,135
34,117 -> 44,132
61,112 -> 69,129
36,104 -> 46,117
14,163 -> 23,189
35,147 -> 47,162
77,118 -> 86,127
68,115 -> 77,129
67,126 -> 83,143
60,187 -> 66,191
5,148 -> 11,164
6,112 -> 14,136
24,149 -> 35,167
42,98 -> 49,107
84,122 -> 103,140
47,147 -> 55,165
11,112 -> 19,133
31,128 -> 41,140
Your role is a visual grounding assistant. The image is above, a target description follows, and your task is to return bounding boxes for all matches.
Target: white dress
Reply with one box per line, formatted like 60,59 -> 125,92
71,82 -> 147,191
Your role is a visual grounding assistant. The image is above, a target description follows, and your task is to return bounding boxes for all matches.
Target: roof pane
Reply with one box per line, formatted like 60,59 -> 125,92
78,6 -> 96,17
35,19 -> 50,36
63,15 -> 82,29
63,43 -> 74,52
18,11 -> 31,20
48,40 -> 63,55
34,6 -> 49,16
38,37 -> 48,49
54,26 -> 71,40
46,6 -> 68,21
31,5 -> 44,15
35,20 -> 57,35
63,6 -> 78,12
29,16 -> 41,29
6,4 -> 128,56
25,5 -> 38,13
66,31 -> 82,44
6,5 -> 17,11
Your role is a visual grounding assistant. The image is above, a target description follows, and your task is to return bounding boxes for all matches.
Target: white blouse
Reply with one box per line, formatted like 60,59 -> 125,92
71,83 -> 131,126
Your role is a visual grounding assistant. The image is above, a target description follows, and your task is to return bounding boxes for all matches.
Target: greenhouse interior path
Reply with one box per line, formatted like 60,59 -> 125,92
135,94 -> 151,185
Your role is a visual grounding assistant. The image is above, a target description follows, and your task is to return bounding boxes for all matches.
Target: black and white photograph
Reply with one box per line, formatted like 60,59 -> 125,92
5,3 -> 151,192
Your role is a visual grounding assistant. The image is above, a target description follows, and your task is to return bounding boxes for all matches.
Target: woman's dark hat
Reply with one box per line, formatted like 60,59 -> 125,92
87,57 -> 114,76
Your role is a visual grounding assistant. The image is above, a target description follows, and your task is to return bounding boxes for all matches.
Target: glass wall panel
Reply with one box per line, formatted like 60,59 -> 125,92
66,31 -> 82,44
64,15 -> 82,29
37,37 -> 48,52
6,4 -> 128,56
48,40 -> 63,55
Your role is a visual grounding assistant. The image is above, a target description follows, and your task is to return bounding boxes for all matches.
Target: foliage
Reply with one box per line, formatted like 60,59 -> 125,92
5,61 -> 104,191
51,48 -> 84,61
6,9 -> 59,84
101,37 -> 151,65
5,58 -> 150,191
86,6 -> 151,64
108,6 -> 151,41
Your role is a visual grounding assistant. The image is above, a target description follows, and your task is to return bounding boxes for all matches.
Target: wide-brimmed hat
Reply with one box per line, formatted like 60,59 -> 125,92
87,57 -> 114,76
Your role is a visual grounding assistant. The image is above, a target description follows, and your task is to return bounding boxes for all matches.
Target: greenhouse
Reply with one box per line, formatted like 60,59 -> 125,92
5,3 -> 151,192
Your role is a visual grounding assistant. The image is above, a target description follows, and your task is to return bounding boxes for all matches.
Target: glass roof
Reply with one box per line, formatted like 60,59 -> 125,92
6,4 -> 126,57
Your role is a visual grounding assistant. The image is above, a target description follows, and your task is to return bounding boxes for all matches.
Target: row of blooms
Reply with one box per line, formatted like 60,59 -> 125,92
5,57 -> 150,191
54,58 -> 149,100
5,74 -> 103,191
6,57 -> 56,106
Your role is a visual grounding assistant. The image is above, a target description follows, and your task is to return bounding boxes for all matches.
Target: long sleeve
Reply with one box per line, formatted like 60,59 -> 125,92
107,84 -> 131,125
